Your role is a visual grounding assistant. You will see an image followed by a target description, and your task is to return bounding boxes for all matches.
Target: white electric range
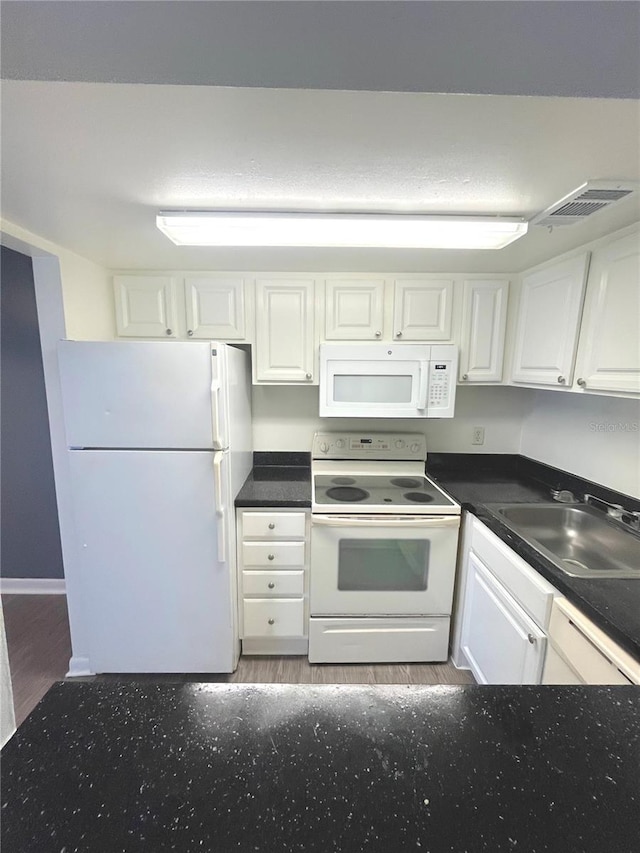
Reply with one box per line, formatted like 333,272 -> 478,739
309,432 -> 461,664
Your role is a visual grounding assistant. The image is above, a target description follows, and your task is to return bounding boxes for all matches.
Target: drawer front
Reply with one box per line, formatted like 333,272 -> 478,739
471,518 -> 557,629
242,541 -> 305,567
309,616 -> 450,664
549,599 -> 639,684
243,598 -> 305,638
242,512 -> 306,539
243,570 -> 304,597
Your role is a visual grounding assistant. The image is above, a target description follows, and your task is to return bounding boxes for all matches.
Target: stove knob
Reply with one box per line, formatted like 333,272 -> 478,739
320,441 -> 330,453
410,442 -> 420,452
336,439 -> 345,449
395,440 -> 405,449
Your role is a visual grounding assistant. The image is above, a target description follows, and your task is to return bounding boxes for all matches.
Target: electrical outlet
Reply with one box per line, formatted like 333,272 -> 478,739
472,426 -> 485,445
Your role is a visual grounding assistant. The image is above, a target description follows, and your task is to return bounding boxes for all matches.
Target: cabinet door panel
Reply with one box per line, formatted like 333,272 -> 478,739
576,231 -> 640,394
324,279 -> 385,340
184,276 -> 246,340
114,275 -> 177,338
511,254 -> 588,386
255,279 -> 316,382
393,279 -> 453,341
460,553 -> 546,684
459,280 -> 509,383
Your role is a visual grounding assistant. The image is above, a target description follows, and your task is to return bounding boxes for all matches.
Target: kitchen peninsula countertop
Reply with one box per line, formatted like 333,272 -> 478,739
427,453 -> 640,662
2,681 -> 639,852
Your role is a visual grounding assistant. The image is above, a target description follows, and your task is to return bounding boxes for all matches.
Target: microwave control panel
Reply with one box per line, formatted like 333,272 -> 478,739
427,361 -> 452,410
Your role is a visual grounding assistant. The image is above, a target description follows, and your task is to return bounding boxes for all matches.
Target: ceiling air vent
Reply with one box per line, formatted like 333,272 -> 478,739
532,180 -> 639,227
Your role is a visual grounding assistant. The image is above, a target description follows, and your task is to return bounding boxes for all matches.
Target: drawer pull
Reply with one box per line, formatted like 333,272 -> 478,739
268,523 -> 275,529
268,582 -> 275,589
268,554 -> 275,561
268,618 -> 275,625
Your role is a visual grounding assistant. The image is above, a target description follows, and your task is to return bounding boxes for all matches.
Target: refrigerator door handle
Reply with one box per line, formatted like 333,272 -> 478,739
211,380 -> 224,449
213,454 -> 226,564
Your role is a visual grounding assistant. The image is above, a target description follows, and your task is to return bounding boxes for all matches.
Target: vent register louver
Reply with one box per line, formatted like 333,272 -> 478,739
532,181 -> 638,227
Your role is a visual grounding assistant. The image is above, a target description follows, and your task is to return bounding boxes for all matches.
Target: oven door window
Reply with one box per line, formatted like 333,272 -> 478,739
337,539 -> 429,591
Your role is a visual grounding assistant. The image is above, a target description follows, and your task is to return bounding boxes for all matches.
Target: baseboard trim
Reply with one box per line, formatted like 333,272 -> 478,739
66,656 -> 94,678
0,578 -> 66,595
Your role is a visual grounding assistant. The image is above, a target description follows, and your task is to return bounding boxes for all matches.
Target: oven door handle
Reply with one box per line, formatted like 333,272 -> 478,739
311,515 -> 459,527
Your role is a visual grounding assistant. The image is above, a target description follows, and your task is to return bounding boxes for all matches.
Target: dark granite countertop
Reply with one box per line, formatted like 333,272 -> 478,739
3,681 -> 639,852
235,451 -> 311,508
427,454 -> 640,662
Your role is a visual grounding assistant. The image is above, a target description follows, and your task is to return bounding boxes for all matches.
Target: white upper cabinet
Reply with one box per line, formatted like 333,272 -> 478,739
184,275 -> 246,340
510,253 -> 589,387
392,278 -> 454,340
574,231 -> 640,395
324,278 -> 386,340
254,278 -> 317,383
459,279 -> 509,383
114,275 -> 178,338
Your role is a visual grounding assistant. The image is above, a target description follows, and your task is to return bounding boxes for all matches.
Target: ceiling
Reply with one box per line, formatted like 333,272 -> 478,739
1,2 -> 639,273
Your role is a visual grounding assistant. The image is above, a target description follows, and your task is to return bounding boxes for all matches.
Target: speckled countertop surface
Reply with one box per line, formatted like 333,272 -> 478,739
235,451 -> 311,507
427,455 -> 640,662
2,682 -> 639,852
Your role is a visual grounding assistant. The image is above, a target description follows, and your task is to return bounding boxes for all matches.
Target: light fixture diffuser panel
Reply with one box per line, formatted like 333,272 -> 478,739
156,211 -> 528,250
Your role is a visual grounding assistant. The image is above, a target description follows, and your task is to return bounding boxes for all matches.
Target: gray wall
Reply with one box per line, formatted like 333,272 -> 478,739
1,246 -> 64,578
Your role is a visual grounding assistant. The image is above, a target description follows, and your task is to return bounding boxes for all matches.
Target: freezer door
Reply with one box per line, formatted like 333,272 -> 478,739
68,449 -> 239,673
58,340 -> 226,449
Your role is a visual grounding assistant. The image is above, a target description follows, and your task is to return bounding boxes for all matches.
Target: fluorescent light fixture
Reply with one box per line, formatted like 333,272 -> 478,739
156,211 -> 528,249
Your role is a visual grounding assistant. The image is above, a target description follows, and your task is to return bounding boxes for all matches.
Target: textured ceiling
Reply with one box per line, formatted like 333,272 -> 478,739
2,81 -> 638,272
2,1 -> 640,98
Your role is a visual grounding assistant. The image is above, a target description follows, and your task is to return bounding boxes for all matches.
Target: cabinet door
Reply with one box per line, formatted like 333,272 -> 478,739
575,231 -> 640,394
459,279 -> 509,383
510,254 -> 589,387
460,553 -> 546,684
393,279 -> 453,340
114,275 -> 178,338
324,279 -> 385,340
184,276 -> 246,340
254,279 -> 316,383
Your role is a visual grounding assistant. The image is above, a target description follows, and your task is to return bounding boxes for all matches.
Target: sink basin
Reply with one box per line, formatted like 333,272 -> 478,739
485,503 -> 640,579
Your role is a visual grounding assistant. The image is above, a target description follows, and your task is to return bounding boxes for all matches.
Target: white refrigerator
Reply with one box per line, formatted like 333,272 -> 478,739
58,340 -> 252,674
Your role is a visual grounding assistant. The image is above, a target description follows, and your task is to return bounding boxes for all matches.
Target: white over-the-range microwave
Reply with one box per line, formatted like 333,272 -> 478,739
319,343 -> 458,418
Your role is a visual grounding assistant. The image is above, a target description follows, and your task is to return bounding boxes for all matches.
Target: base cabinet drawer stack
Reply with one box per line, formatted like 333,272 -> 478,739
237,509 -> 310,655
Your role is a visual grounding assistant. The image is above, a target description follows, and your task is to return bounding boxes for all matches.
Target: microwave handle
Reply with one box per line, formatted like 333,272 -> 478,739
312,515 -> 459,527
417,362 -> 429,411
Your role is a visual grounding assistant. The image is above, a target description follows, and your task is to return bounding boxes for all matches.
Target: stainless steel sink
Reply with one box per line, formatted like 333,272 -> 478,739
485,503 -> 640,579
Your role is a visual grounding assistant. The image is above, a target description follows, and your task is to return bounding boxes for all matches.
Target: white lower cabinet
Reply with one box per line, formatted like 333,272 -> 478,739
454,515 -> 558,684
460,554 -> 546,684
542,597 -> 640,684
237,508 -> 310,654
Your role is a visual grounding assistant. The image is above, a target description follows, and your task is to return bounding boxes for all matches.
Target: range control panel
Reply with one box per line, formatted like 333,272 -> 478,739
312,432 -> 427,461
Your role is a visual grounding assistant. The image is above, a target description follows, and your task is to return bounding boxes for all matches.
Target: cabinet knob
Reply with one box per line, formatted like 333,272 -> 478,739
268,582 -> 275,589
461,374 -> 468,381
165,328 -> 172,336
557,375 -> 566,384
187,329 -> 194,337
268,554 -> 275,561
396,331 -> 403,338
577,377 -> 586,387
306,373 -> 312,380
268,522 -> 275,530
268,618 -> 275,625
375,330 -> 382,337
527,633 -> 536,644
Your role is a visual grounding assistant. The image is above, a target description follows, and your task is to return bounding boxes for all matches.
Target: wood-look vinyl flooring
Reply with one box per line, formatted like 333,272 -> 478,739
3,594 -> 473,728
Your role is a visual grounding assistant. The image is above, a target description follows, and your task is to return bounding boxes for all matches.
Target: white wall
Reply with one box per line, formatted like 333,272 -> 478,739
520,390 -> 640,499
0,218 -> 114,340
252,384 -> 533,453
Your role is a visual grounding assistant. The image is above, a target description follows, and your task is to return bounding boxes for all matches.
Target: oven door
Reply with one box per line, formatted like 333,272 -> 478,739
310,514 -> 460,616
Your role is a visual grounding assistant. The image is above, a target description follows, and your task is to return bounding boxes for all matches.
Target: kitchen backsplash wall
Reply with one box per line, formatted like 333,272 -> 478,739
251,384 -> 533,454
520,391 -> 640,499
